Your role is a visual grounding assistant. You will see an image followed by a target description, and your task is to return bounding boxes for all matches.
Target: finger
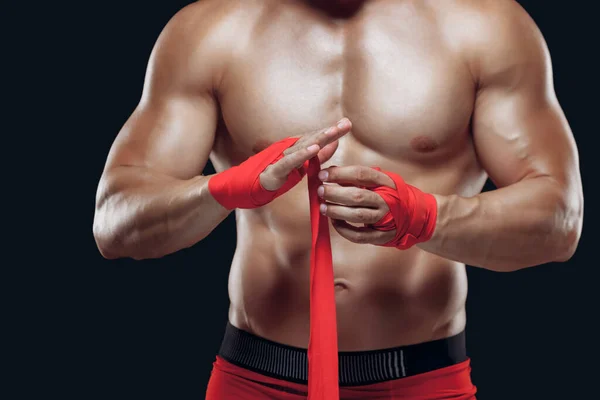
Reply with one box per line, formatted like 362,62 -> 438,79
331,219 -> 393,245
317,140 -> 339,164
270,144 -> 320,178
310,118 -> 352,150
318,185 -> 383,208
284,118 -> 352,155
319,166 -> 395,188
321,204 -> 385,224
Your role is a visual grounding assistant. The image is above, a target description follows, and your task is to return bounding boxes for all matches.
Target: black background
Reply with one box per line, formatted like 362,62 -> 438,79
18,1 -> 598,399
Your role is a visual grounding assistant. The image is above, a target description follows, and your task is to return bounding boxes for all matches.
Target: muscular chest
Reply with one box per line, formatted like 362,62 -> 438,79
216,6 -> 475,165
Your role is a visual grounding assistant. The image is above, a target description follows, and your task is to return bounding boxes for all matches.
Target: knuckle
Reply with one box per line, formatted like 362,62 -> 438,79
285,152 -> 303,164
356,168 -> 371,183
354,209 -> 367,221
351,190 -> 364,203
316,126 -> 330,136
285,144 -> 304,156
280,153 -> 295,166
369,211 -> 380,223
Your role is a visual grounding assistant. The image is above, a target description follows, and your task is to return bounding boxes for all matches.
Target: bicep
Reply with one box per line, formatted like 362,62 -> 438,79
472,85 -> 578,189
106,93 -> 218,180
471,2 -> 579,190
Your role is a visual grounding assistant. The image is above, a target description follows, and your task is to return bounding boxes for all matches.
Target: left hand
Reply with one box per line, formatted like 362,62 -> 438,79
317,165 -> 396,245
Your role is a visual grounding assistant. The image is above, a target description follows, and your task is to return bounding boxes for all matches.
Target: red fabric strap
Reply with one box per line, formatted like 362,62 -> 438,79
370,169 -> 437,249
208,137 -> 306,210
307,157 -> 339,400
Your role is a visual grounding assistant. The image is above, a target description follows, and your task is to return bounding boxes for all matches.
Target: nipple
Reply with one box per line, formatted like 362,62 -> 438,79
410,136 -> 439,153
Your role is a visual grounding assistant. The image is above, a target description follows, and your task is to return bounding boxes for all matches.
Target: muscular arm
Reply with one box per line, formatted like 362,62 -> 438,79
419,1 -> 583,271
93,4 -> 230,260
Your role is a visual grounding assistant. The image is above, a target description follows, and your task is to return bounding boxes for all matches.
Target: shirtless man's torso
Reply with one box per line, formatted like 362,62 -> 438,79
94,0 -> 583,398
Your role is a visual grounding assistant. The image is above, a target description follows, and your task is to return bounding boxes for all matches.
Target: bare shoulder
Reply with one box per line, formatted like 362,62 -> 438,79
145,0 -> 270,94
433,0 -> 550,84
152,0 -> 246,62
164,0 -> 269,37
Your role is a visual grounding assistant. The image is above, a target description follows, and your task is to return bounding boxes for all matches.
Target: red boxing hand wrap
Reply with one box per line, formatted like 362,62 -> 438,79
208,137 -> 306,210
370,169 -> 438,249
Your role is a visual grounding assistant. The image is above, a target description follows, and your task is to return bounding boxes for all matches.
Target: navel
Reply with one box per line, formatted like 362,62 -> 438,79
334,279 -> 350,291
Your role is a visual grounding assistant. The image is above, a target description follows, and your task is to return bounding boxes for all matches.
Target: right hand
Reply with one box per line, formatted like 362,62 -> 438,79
260,117 -> 352,191
208,118 -> 352,210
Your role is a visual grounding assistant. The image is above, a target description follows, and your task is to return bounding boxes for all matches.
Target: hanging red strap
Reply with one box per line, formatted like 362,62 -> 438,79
306,157 -> 339,400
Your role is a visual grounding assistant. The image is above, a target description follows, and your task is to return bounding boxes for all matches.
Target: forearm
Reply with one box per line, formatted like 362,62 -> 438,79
93,166 -> 230,260
418,177 -> 582,271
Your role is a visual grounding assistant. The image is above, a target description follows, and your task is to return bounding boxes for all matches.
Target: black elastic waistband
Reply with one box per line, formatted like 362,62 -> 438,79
218,322 -> 467,386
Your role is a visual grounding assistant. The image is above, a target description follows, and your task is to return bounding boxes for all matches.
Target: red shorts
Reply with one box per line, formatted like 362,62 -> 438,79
206,356 -> 477,400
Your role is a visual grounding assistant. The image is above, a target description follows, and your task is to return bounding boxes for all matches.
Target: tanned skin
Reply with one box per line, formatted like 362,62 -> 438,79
94,0 -> 583,350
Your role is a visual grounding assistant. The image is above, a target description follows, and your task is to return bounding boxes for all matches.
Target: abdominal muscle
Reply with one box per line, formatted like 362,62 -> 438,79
227,183 -> 468,351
